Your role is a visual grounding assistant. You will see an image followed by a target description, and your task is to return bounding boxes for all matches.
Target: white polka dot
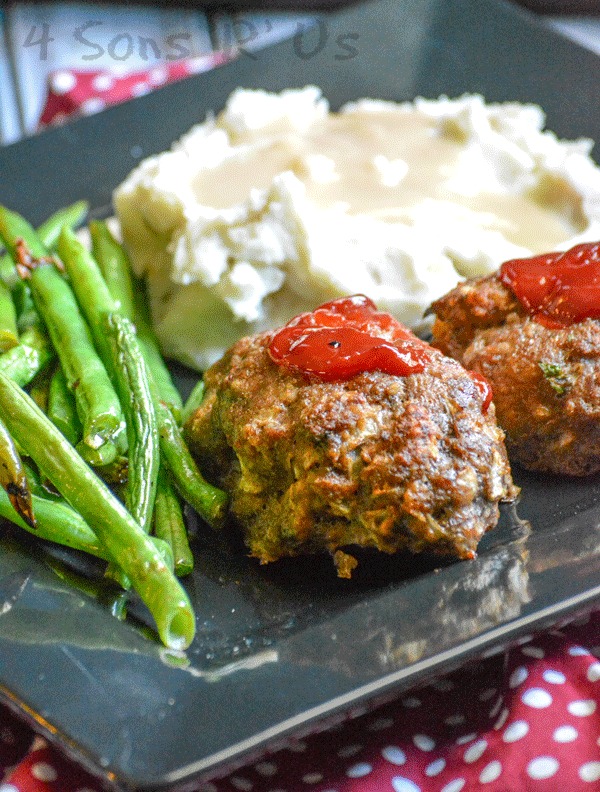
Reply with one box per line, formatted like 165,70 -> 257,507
431,678 -> 454,692
579,761 -> 600,782
91,73 -> 114,92
503,721 -> 529,743
569,646 -> 590,657
568,699 -> 597,717
516,633 -> 533,644
444,714 -> 465,726
463,739 -> 487,763
441,780 -> 465,792
345,763 -> 371,778
302,772 -> 324,783
81,97 -> 106,115
553,725 -> 578,743
31,763 -> 58,782
381,746 -> 406,765
543,669 -> 566,684
425,759 -> 445,777
456,733 -> 477,745
402,696 -> 421,708
478,687 -> 497,701
480,761 -> 502,783
368,716 -> 394,731
527,757 -> 559,780
0,785 -> 20,792
521,645 -> 544,659
509,666 -> 528,688
51,71 -> 77,94
494,708 -> 509,730
131,83 -> 151,98
255,762 -> 277,776
572,614 -> 591,626
413,734 -> 435,751
49,111 -> 69,125
587,662 -> 600,682
288,741 -> 307,752
149,66 -> 168,85
489,696 -> 504,718
522,688 -> 552,708
185,56 -> 212,74
337,743 -> 362,758
230,778 -> 252,791
391,778 -> 421,792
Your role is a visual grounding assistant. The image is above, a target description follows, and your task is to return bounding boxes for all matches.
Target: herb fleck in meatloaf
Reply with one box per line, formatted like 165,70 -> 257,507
184,332 -> 516,576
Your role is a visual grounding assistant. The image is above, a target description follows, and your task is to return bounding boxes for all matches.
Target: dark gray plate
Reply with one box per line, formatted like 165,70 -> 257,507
1,1 -> 600,790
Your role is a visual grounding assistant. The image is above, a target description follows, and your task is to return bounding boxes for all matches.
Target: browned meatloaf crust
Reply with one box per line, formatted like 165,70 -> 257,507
184,330 -> 516,576
431,275 -> 600,476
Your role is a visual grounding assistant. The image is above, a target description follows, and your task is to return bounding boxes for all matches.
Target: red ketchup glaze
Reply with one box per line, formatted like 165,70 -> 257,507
268,295 -> 492,412
499,241 -> 600,329
470,371 -> 493,414
268,295 -> 430,381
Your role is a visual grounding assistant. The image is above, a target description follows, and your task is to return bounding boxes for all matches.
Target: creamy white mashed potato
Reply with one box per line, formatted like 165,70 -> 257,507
114,87 -> 600,370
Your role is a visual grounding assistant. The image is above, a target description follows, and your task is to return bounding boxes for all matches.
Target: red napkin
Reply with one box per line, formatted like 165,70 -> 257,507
1,611 -> 599,791
38,54 -> 230,129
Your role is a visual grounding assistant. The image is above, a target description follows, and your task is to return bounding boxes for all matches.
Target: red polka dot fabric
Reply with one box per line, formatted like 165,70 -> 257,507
38,55 -> 230,129
1,611 -> 598,792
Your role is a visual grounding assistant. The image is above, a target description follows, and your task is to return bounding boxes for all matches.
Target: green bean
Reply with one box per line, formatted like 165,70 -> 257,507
0,207 -> 122,448
48,366 -> 81,446
0,201 -> 88,285
22,251 -> 121,448
28,363 -> 53,413
156,394 -> 228,529
94,455 -> 128,487
0,324 -> 53,387
76,439 -> 118,467
0,280 -> 18,351
135,299 -> 183,423
89,220 -> 135,319
0,370 -> 195,649
89,223 -> 183,421
181,379 -> 205,425
0,415 -> 35,528
0,488 -> 108,559
0,205 -> 47,262
37,200 -> 88,252
1,202 -> 87,338
154,465 -> 193,576
57,227 -> 117,358
104,312 -> 159,532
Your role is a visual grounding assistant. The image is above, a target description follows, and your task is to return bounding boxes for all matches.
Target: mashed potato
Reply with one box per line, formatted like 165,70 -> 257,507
114,87 -> 600,370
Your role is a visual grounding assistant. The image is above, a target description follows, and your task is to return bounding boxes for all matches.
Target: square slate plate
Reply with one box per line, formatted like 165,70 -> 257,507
1,0 -> 600,789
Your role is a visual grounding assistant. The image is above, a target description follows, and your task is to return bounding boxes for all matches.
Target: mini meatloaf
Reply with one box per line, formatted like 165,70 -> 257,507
184,331 -> 516,576
430,275 -> 600,476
